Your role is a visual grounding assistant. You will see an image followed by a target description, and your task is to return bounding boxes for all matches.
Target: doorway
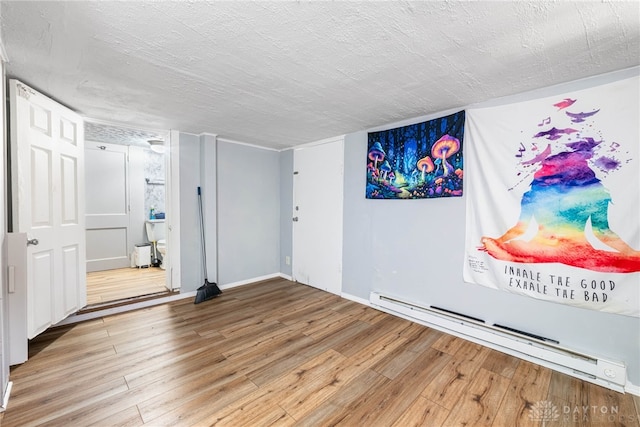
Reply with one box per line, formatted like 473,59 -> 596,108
6,81 -> 176,366
83,122 -> 171,307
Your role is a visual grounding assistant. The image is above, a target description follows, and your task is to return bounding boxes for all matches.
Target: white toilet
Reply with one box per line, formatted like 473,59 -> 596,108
145,219 -> 167,269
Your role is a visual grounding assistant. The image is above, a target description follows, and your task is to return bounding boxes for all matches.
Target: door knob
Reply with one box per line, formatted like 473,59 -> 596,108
292,217 -> 299,222
27,238 -> 39,246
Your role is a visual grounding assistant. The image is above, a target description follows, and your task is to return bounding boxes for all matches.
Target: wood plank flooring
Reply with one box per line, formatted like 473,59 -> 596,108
86,267 -> 168,306
2,278 -> 639,426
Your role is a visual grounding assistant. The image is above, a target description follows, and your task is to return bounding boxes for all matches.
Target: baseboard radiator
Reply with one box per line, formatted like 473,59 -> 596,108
370,292 -> 627,393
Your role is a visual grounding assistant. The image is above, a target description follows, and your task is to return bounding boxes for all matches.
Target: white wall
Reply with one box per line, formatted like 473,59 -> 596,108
217,140 -> 280,285
340,67 -> 640,386
178,133 -> 202,292
199,134 -> 217,284
143,149 -> 166,216
178,135 -> 281,290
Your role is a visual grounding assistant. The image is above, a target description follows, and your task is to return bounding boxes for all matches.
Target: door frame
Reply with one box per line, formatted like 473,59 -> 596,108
0,56 -> 11,406
165,130 -> 181,291
82,120 -> 177,292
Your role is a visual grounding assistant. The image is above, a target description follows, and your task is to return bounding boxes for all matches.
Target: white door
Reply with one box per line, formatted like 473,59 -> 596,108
9,80 -> 86,346
85,141 -> 130,272
292,138 -> 344,295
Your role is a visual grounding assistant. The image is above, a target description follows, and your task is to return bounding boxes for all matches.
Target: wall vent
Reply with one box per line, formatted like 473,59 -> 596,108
430,305 -> 485,323
493,324 -> 559,345
370,292 -> 627,393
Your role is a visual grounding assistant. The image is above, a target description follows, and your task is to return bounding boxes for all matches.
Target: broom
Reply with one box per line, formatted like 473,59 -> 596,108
194,186 -> 222,304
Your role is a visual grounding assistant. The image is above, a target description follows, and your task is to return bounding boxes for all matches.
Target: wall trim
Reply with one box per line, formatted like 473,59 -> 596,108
626,382 -> 640,397
367,108 -> 463,134
217,137 -> 279,152
217,134 -> 348,152
340,292 -> 370,306
292,134 -> 346,150
219,273 -> 283,290
278,273 -> 293,281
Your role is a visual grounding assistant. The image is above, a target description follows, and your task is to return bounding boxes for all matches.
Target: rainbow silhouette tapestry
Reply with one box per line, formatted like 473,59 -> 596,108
366,111 -> 465,199
463,76 -> 640,317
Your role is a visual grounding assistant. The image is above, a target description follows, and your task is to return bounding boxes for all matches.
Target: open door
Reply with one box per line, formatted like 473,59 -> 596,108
8,80 -> 86,362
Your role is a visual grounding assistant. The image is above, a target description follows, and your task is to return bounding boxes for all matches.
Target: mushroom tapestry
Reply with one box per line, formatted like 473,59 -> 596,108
463,75 -> 640,317
366,111 -> 465,199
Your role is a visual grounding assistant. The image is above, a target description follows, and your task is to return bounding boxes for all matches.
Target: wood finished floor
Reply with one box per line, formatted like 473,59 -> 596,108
2,278 -> 639,426
86,267 -> 168,306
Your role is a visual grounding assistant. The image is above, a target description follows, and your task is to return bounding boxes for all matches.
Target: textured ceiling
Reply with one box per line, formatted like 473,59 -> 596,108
84,120 -> 167,147
1,1 -> 639,150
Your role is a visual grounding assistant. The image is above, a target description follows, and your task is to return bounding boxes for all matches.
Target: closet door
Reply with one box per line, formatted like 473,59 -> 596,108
292,138 -> 344,295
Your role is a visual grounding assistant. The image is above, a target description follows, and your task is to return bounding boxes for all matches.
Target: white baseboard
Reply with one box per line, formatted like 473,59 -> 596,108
219,273 -> 284,290
278,273 -> 293,281
340,292 -> 370,306
625,381 -> 640,396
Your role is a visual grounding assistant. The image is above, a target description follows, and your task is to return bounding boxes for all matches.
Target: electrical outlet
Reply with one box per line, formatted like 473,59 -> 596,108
285,256 -> 291,265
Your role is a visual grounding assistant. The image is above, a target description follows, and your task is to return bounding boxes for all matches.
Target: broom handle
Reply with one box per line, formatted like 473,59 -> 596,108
198,187 -> 208,281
